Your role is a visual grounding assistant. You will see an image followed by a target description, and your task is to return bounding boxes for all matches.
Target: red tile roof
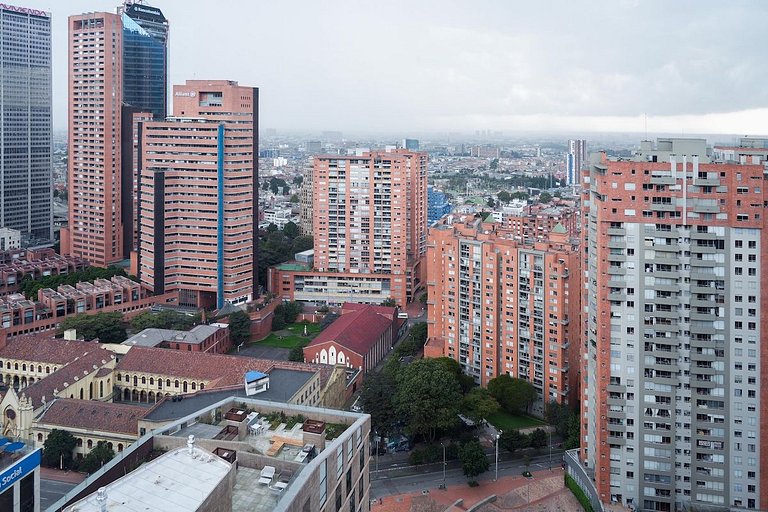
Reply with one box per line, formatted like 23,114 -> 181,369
341,302 -> 397,321
37,398 -> 147,435
307,305 -> 394,356
0,333 -> 97,365
21,347 -> 115,408
116,346 -> 332,388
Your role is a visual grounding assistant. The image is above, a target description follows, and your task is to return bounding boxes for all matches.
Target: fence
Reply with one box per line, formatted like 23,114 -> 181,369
564,448 -> 604,512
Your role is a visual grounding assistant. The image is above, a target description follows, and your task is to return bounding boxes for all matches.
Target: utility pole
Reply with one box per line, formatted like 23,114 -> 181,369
548,429 -> 552,470
494,432 -> 501,481
440,442 -> 446,490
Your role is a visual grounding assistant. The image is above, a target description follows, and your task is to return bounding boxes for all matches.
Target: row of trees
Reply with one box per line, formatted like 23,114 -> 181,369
271,301 -> 304,331
20,265 -> 129,300
42,429 -> 114,473
258,224 -> 312,287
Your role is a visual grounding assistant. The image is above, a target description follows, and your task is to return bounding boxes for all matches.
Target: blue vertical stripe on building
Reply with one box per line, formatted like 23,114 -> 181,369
217,123 -> 225,309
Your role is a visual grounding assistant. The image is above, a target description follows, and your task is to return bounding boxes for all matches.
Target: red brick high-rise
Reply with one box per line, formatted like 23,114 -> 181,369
138,80 -> 258,309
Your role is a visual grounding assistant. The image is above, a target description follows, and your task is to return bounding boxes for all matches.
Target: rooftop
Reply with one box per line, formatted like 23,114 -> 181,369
274,262 -> 311,271
0,333 -> 96,365
307,304 -> 393,356
63,444 -> 232,512
143,368 -> 314,422
122,324 -> 226,348
37,398 -> 148,435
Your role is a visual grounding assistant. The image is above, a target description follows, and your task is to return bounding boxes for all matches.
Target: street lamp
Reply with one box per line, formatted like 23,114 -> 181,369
440,442 -> 446,490
548,429 -> 552,470
494,431 -> 501,481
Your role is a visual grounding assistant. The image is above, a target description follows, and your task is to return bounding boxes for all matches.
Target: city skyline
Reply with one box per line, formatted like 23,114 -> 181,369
32,0 -> 768,135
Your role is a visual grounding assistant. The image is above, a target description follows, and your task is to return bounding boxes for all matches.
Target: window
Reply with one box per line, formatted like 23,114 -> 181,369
336,447 -> 344,478
319,460 -> 327,505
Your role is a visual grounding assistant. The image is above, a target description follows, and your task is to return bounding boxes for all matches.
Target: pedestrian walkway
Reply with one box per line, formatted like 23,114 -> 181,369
372,468 -> 579,512
40,466 -> 87,484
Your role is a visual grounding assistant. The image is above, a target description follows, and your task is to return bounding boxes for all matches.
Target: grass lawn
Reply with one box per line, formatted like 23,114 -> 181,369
253,322 -> 320,349
486,411 -> 546,431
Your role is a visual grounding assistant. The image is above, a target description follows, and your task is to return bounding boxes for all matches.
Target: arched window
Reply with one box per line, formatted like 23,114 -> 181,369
141,376 -> 146,385
125,374 -> 130,383
87,439 -> 93,449
37,433 -> 43,442
133,376 -> 138,386
45,366 -> 50,374
116,373 -> 121,382
117,443 -> 123,452
21,364 -> 26,372
166,379 -> 171,387
100,381 -> 104,397
77,438 -> 83,447
200,383 -> 205,390
14,363 -> 18,370
107,443 -> 113,451
149,378 -> 154,386
37,365 -> 42,373
80,388 -> 83,400
174,380 -> 179,388
191,382 -> 196,390
182,381 -> 188,393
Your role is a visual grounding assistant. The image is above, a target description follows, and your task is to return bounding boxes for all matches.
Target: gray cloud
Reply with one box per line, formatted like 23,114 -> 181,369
47,0 -> 768,133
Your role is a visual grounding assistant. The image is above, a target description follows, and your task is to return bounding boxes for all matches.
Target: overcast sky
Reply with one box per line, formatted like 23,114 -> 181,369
43,0 -> 768,135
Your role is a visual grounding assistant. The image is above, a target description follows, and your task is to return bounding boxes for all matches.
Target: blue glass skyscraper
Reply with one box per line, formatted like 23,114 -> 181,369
121,2 -> 168,119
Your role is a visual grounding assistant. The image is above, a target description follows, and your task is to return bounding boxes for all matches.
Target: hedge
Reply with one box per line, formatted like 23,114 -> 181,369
565,473 -> 595,512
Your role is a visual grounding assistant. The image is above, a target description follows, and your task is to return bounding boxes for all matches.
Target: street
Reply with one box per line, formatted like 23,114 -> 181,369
40,478 -> 78,510
371,451 -> 562,499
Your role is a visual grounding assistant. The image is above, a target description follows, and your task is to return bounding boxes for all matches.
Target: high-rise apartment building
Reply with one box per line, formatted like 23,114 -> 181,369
138,80 -> 258,309
424,218 -> 579,405
269,149 -> 427,306
567,139 -> 586,186
64,4 -> 168,267
0,4 -> 52,245
580,138 -> 768,511
299,160 -> 313,236
63,12 -> 124,267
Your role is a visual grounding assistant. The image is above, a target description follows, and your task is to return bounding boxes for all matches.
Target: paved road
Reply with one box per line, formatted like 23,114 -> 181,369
40,478 -> 78,510
371,451 -> 562,499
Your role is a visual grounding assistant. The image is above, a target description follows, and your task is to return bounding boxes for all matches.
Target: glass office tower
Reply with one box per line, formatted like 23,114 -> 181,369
0,4 -> 52,245
121,2 -> 168,119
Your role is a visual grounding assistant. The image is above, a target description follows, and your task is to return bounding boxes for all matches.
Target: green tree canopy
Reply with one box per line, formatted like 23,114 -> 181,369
78,441 -> 115,474
394,358 -> 462,442
227,310 -> 252,346
487,375 -> 537,415
129,310 -> 199,332
380,298 -> 397,307
497,190 -> 511,203
539,191 -> 552,203
460,388 -> 500,424
360,370 -> 399,435
59,312 -> 126,344
289,193 -> 300,203
42,429 -> 77,469
500,429 -> 529,454
282,221 -> 299,239
529,428 -> 548,449
458,438 -> 489,483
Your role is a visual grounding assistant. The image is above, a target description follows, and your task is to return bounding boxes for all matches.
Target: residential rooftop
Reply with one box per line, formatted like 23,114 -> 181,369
122,323 -> 227,348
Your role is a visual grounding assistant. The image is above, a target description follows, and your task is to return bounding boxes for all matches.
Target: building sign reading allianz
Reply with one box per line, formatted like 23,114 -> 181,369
175,91 -> 196,98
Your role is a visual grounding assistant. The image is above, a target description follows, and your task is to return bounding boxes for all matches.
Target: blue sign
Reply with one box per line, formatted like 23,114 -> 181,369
0,448 -> 40,495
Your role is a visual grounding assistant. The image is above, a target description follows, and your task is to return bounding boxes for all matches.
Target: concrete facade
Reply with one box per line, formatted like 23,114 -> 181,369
581,138 -> 767,511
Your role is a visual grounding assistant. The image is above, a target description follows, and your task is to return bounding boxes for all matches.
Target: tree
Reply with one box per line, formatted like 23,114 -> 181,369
554,191 -> 562,198
130,310 -> 199,332
460,388 -> 500,424
266,223 -> 278,233
432,356 -> 474,394
539,191 -> 552,203
497,190 -> 511,203
565,413 -> 580,450
42,429 -> 77,469
510,191 -> 529,201
289,193 -> 300,203
487,375 -> 537,415
289,345 -> 307,362
292,235 -> 313,253
380,298 -> 397,307
78,441 -> 115,474
489,158 -> 499,170
228,310 -> 252,346
500,429 -> 529,454
529,428 -> 548,449
486,197 -> 495,208
282,185 -> 290,195
59,312 -> 126,344
458,438 -> 489,484
292,175 -> 304,186
360,370 -> 398,435
394,358 -> 462,442
544,400 -> 573,438
282,221 -> 299,239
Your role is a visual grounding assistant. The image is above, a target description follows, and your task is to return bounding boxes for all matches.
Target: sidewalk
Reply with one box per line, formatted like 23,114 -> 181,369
40,466 -> 87,484
373,467 -> 578,512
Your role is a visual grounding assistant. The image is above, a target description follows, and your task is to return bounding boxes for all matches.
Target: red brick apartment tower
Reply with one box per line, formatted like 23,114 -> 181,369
582,138 -> 768,511
64,13 -> 123,267
138,80 -> 258,309
311,150 -> 427,305
425,218 -> 580,404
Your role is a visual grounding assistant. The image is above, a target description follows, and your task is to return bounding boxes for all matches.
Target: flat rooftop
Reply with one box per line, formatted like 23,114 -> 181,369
144,368 -> 314,422
274,262 -> 311,271
64,445 -> 232,512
